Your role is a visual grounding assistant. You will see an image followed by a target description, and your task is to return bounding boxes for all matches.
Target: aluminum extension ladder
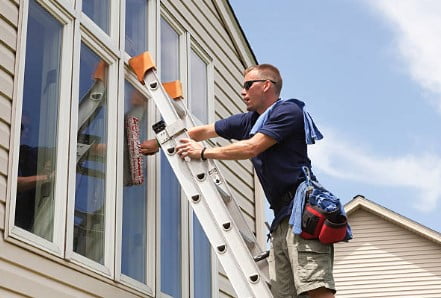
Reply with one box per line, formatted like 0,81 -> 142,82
129,52 -> 272,298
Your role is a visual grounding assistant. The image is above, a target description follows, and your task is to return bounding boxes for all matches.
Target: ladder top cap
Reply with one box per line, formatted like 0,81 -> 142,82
162,81 -> 183,100
129,52 -> 157,84
93,60 -> 107,81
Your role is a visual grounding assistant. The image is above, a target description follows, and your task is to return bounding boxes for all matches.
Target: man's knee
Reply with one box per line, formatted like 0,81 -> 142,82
307,286 -> 335,298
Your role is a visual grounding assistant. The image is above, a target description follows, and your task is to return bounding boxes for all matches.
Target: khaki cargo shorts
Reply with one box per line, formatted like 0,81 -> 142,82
268,218 -> 336,297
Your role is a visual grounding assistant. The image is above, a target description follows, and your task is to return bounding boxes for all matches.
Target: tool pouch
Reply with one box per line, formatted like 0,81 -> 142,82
300,203 -> 348,244
318,215 -> 347,244
300,203 -> 326,240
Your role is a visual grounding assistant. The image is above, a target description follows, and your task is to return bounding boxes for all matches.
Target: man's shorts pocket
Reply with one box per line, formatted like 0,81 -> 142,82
296,238 -> 332,282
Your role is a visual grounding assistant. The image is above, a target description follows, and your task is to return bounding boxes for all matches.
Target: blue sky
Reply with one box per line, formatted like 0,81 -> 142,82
229,0 -> 441,233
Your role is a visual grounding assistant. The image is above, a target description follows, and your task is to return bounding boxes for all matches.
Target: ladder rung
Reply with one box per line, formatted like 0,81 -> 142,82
253,250 -> 270,262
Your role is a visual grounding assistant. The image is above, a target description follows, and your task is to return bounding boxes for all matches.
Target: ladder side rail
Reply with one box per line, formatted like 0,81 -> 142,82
157,128 -> 272,297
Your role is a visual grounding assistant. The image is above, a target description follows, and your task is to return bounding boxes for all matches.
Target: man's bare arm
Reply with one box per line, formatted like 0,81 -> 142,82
187,124 -> 218,141
176,132 -> 277,160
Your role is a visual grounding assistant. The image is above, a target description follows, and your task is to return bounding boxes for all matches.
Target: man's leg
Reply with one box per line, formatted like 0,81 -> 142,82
287,225 -> 336,297
269,219 -> 297,297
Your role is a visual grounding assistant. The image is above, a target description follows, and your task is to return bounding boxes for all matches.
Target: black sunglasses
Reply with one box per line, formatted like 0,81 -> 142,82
243,79 -> 276,90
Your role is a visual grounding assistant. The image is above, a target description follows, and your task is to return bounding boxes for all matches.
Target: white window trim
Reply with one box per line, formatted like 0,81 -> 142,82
65,28 -> 118,278
114,0 -> 158,293
6,0 -> 74,258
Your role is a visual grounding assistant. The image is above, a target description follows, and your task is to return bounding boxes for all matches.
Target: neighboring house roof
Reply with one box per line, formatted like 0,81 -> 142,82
345,195 -> 441,246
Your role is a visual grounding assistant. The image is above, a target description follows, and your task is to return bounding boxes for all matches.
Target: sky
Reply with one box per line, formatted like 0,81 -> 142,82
229,0 -> 441,233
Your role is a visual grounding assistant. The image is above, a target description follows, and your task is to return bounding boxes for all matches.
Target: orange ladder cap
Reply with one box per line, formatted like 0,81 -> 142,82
93,60 -> 107,81
128,52 -> 157,84
162,81 -> 183,100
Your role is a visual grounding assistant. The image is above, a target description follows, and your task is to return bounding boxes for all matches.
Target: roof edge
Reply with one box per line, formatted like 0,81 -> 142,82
346,195 -> 441,245
213,0 -> 258,68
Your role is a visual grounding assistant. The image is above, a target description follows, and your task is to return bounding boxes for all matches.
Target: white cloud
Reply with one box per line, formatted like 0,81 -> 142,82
309,130 -> 441,212
366,0 -> 441,112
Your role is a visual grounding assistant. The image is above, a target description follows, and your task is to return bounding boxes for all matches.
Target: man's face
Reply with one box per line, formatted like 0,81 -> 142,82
241,70 -> 267,113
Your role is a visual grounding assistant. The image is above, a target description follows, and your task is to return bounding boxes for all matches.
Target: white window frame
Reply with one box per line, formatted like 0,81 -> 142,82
65,27 -> 119,278
156,12 -> 191,298
7,0 -> 223,296
113,0 -> 158,294
7,0 -> 74,258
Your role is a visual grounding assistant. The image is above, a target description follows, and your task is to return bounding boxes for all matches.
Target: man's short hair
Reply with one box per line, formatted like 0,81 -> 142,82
244,64 -> 283,96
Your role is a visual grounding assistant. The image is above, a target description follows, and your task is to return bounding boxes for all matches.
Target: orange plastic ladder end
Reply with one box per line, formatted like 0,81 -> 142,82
93,60 -> 107,81
128,52 -> 156,84
162,81 -> 183,100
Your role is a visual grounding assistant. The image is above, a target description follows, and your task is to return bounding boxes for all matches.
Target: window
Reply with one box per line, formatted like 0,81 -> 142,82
10,0 -> 216,296
73,43 -> 109,264
159,17 -> 183,298
125,0 -> 148,57
82,0 -> 110,34
14,0 -> 63,242
188,45 -> 213,298
158,17 -> 215,298
119,80 -> 150,285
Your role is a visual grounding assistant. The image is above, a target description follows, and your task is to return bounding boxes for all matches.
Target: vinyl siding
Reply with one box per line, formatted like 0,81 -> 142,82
334,209 -> 441,297
0,231 -> 144,297
0,0 -> 17,233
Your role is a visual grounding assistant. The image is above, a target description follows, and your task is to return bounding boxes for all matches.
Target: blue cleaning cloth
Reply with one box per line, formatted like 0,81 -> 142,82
250,98 -> 323,144
289,168 -> 353,241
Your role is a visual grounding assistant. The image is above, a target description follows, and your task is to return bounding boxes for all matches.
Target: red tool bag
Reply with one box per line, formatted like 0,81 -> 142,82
300,203 -> 348,244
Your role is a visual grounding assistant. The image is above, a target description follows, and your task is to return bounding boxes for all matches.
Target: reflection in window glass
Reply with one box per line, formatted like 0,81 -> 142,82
160,18 -> 179,82
15,0 -> 62,241
82,0 -> 110,34
125,0 -> 147,57
121,81 -> 148,282
189,50 -> 208,123
193,216 -> 211,298
73,44 -> 108,264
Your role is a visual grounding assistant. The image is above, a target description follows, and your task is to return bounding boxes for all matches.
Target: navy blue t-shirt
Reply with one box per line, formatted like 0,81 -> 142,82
215,99 -> 312,229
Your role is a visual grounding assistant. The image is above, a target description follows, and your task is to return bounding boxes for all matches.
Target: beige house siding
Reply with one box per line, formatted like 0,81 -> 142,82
0,0 -> 18,233
334,200 -> 441,297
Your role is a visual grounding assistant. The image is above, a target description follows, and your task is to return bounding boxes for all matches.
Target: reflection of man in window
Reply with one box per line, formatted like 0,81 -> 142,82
15,113 -> 54,235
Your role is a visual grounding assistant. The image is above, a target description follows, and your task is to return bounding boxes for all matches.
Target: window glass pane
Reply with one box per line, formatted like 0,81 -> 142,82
160,17 -> 181,297
73,44 -> 109,264
189,50 -> 208,123
15,0 -> 62,241
193,216 -> 211,298
125,0 -> 147,57
82,0 -> 110,34
160,155 -> 181,297
121,81 -> 148,282
160,18 -> 179,82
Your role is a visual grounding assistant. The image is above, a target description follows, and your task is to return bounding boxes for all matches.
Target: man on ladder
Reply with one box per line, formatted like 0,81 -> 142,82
141,64 -> 336,298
